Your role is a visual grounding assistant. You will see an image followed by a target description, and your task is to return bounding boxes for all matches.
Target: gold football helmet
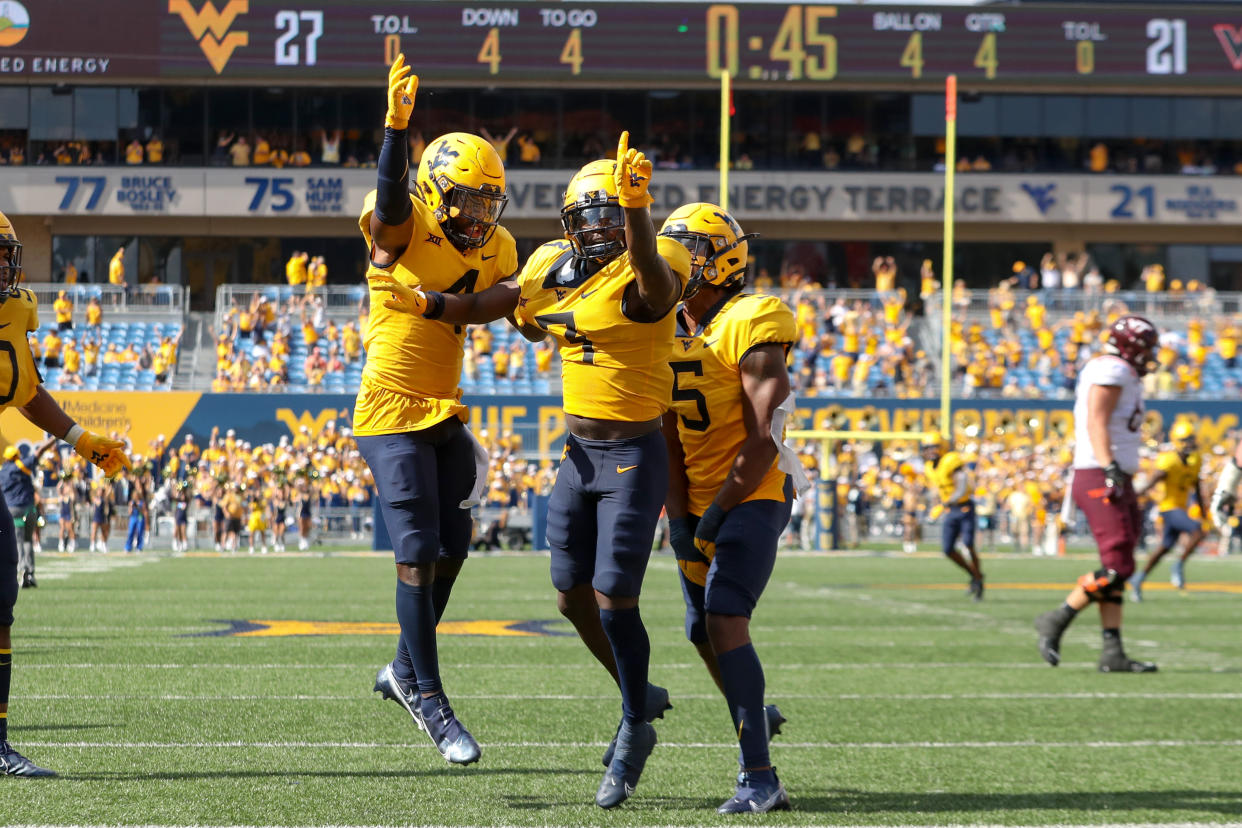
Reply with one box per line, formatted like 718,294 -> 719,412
414,133 -> 508,250
1169,420 -> 1196,453
0,210 -> 22,296
920,432 -> 950,462
658,202 -> 757,298
560,159 -> 626,261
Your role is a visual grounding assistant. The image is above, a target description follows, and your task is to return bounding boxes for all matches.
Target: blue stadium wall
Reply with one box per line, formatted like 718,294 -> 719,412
3,393 -> 1238,452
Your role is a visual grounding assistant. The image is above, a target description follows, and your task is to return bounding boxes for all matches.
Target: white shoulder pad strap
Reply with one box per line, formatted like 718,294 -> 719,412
771,392 -> 812,499
458,424 -> 491,509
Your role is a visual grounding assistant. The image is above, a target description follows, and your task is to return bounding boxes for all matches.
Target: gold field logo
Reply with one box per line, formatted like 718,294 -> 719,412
168,0 -> 248,75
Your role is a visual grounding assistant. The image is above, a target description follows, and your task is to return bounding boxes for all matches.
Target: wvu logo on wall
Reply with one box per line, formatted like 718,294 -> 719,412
275,407 -> 341,436
168,0 -> 248,75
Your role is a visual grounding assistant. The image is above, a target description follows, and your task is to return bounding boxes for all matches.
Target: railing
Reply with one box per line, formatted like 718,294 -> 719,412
211,284 -> 906,333
214,284 -> 368,333
25,283 -> 189,317
931,288 -> 1227,320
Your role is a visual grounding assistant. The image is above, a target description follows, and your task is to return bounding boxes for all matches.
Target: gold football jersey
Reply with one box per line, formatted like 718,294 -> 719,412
0,288 -> 43,414
355,191 -> 517,435
670,293 -> 796,515
514,237 -> 690,423
1156,449 -> 1200,512
925,451 -> 970,505
0,288 -> 42,414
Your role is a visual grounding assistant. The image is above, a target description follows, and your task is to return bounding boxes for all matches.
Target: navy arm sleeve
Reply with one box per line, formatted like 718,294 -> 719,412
374,126 -> 412,226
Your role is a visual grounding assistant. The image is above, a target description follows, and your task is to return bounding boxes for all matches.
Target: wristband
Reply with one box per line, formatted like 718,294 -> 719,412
423,290 -> 446,320
64,424 -> 85,446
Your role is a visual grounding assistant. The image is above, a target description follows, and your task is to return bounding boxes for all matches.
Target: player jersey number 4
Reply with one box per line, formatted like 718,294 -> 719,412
354,190 -> 517,435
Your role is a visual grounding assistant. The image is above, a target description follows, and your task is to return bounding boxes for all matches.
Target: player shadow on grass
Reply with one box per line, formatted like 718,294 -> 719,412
784,789 -> 1242,816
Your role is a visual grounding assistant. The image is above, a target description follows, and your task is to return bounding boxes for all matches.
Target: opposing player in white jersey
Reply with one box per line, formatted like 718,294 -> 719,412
1209,441 -> 1242,547
1034,315 -> 1158,673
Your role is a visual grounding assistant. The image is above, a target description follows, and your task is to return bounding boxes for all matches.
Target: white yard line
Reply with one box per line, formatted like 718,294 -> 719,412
15,661 -> 1071,670
20,691 -> 1242,702
12,824 -> 1236,828
19,738 -> 1242,750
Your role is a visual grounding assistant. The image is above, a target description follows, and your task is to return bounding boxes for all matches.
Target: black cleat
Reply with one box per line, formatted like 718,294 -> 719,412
0,741 -> 56,777
20,574 -> 35,589
765,703 -> 786,737
373,663 -> 427,734
602,683 -> 671,767
420,692 -> 481,765
969,577 -> 984,601
1034,610 -> 1066,667
718,768 -> 791,814
1099,653 -> 1158,673
596,721 -> 657,809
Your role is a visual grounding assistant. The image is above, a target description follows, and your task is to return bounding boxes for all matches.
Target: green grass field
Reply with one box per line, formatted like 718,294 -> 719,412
3,549 -> 1242,827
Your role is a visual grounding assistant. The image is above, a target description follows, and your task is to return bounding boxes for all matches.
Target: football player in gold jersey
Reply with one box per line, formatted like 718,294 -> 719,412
659,203 -> 803,814
358,55 -> 517,767
0,210 -> 131,777
369,133 -> 689,808
1131,421 -> 1205,599
921,435 -> 985,599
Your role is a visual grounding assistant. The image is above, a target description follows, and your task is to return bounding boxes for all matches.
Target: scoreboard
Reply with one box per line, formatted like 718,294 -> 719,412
7,1 -> 1242,87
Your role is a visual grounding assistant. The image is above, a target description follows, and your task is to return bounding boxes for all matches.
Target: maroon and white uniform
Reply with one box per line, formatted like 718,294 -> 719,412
1071,354 -> 1145,578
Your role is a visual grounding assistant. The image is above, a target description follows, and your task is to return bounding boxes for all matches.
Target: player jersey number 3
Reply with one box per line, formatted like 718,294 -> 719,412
534,311 -> 595,364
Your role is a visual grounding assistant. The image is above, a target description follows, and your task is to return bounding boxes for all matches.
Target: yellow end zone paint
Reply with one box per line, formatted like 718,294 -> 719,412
190,619 -> 569,638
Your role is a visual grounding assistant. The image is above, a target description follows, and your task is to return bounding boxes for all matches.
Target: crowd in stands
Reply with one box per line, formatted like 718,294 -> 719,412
14,118 -> 1242,176
788,415 -> 1238,556
13,394 -> 1235,556
20,126 -> 545,171
35,290 -> 183,392
206,248 -> 1242,401
12,408 -> 560,553
945,259 -> 1233,398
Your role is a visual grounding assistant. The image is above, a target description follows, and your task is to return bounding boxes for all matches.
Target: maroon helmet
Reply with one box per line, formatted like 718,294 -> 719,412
1103,314 -> 1158,376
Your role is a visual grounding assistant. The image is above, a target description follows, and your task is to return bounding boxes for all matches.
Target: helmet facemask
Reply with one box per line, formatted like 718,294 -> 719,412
662,228 -> 757,299
0,238 -> 22,298
561,198 -> 626,262
433,178 -> 508,251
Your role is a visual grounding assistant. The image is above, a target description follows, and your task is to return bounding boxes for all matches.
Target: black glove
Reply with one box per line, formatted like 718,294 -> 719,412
695,502 -> 727,545
668,515 -> 705,563
1103,461 -> 1131,503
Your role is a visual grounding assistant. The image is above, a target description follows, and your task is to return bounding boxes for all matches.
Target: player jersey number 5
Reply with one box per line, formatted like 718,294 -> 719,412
670,360 -> 709,431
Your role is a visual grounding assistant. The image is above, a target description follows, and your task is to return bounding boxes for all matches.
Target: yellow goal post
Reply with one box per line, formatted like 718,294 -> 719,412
783,76 -> 958,550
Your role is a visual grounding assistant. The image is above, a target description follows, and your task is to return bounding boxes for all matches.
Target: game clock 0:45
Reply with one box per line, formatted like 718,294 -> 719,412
707,4 -> 839,81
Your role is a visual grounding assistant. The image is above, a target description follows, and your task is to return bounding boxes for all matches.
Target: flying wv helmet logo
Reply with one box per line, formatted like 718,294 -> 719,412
168,0 -> 249,75
713,210 -> 743,237
429,140 -> 462,177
